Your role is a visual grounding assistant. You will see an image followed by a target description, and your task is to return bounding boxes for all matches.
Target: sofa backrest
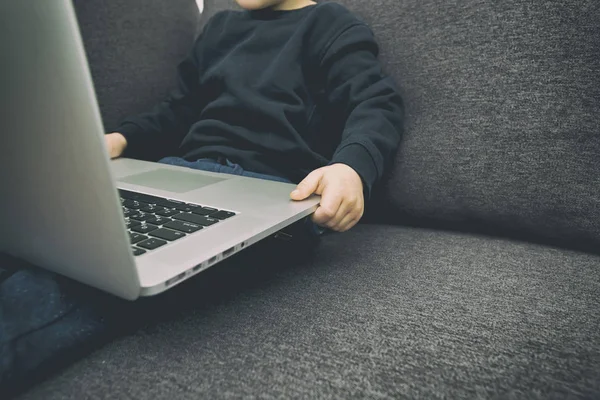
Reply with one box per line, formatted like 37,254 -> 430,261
194,0 -> 600,252
73,0 -> 200,134
326,0 -> 600,252
76,0 -> 600,253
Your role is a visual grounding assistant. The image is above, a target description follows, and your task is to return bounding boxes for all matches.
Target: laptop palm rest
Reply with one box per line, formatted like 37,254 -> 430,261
120,169 -> 227,193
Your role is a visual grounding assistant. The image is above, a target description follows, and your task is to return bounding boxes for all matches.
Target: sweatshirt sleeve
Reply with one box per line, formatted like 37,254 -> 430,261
321,23 -> 404,199
115,38 -> 204,160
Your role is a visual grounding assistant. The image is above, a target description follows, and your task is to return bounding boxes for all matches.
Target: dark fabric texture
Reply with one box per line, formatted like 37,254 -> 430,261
317,0 -> 600,251
73,0 -> 200,159
29,1 -> 597,399
0,255 -> 134,398
75,0 -> 600,250
15,225 -> 600,399
116,3 -> 403,197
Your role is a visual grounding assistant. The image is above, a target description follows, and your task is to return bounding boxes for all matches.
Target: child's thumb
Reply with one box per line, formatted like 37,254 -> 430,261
290,169 -> 323,200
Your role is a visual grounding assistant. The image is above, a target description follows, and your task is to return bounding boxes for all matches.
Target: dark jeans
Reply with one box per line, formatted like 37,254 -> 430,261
0,157 -> 320,395
159,156 -> 294,183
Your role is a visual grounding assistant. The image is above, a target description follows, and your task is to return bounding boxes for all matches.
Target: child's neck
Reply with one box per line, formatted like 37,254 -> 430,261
273,0 -> 317,11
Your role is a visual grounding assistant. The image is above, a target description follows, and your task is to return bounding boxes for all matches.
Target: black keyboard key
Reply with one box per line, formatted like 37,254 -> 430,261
155,208 -> 180,217
175,203 -> 200,212
119,189 -> 138,200
211,210 -> 235,220
140,204 -> 162,213
122,200 -> 137,209
129,213 -> 155,222
172,213 -> 204,224
191,207 -> 218,216
154,198 -> 186,209
123,208 -> 137,218
129,232 -> 147,244
150,228 -> 186,241
199,217 -> 220,226
131,224 -> 159,234
126,220 -> 141,229
135,193 -> 164,205
122,200 -> 149,210
125,210 -> 144,219
163,220 -> 203,233
137,238 -> 167,250
145,216 -> 171,225
132,247 -> 146,256
119,190 -> 161,205
173,213 -> 219,227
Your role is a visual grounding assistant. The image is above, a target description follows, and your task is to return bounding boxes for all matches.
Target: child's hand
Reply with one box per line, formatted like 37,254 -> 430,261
290,164 -> 364,232
104,132 -> 128,159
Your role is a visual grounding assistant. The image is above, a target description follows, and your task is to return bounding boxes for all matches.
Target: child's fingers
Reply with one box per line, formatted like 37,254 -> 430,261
290,168 -> 324,200
331,211 -> 357,232
330,200 -> 363,231
311,187 -> 343,226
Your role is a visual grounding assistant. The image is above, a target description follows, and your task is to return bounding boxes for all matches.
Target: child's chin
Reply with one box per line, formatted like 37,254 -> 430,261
236,0 -> 275,11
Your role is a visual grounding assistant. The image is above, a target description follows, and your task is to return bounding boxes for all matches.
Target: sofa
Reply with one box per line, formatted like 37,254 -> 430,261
14,0 -> 600,398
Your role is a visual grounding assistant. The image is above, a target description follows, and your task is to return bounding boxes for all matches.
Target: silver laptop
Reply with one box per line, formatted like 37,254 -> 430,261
0,1 -> 320,300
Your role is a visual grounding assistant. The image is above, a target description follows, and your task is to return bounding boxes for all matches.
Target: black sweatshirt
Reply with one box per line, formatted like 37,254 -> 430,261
117,2 -> 403,197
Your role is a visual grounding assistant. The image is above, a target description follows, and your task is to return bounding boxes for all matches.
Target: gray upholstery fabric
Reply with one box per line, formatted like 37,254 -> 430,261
17,226 -> 600,399
78,0 -> 600,251
48,3 -> 599,397
73,0 -> 199,135
318,0 -> 600,251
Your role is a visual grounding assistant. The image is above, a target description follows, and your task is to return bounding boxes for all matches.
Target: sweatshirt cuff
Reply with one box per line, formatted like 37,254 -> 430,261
330,143 -> 379,200
116,122 -> 145,158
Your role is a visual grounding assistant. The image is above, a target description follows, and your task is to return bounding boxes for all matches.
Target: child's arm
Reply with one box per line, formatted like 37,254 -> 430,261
322,23 -> 403,197
292,23 -> 403,232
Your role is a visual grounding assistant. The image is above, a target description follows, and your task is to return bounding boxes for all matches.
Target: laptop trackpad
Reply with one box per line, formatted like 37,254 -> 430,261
120,169 -> 226,193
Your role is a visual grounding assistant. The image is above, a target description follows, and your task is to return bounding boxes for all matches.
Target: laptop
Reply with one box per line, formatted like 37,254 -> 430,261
0,1 -> 320,300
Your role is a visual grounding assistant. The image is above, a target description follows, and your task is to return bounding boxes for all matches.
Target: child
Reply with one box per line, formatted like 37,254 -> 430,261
0,1 -> 403,390
104,0 -> 403,233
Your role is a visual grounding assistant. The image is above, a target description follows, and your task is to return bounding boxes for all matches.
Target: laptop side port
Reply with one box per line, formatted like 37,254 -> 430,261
223,247 -> 235,257
166,272 -> 186,287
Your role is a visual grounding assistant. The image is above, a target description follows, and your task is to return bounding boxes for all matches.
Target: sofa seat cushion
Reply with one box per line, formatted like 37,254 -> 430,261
19,225 -> 600,399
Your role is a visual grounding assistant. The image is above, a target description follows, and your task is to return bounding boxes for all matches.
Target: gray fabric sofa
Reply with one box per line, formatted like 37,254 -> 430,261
17,0 -> 600,398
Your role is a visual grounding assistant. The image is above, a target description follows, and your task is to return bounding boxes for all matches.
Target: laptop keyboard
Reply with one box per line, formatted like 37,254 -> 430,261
119,189 -> 236,256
